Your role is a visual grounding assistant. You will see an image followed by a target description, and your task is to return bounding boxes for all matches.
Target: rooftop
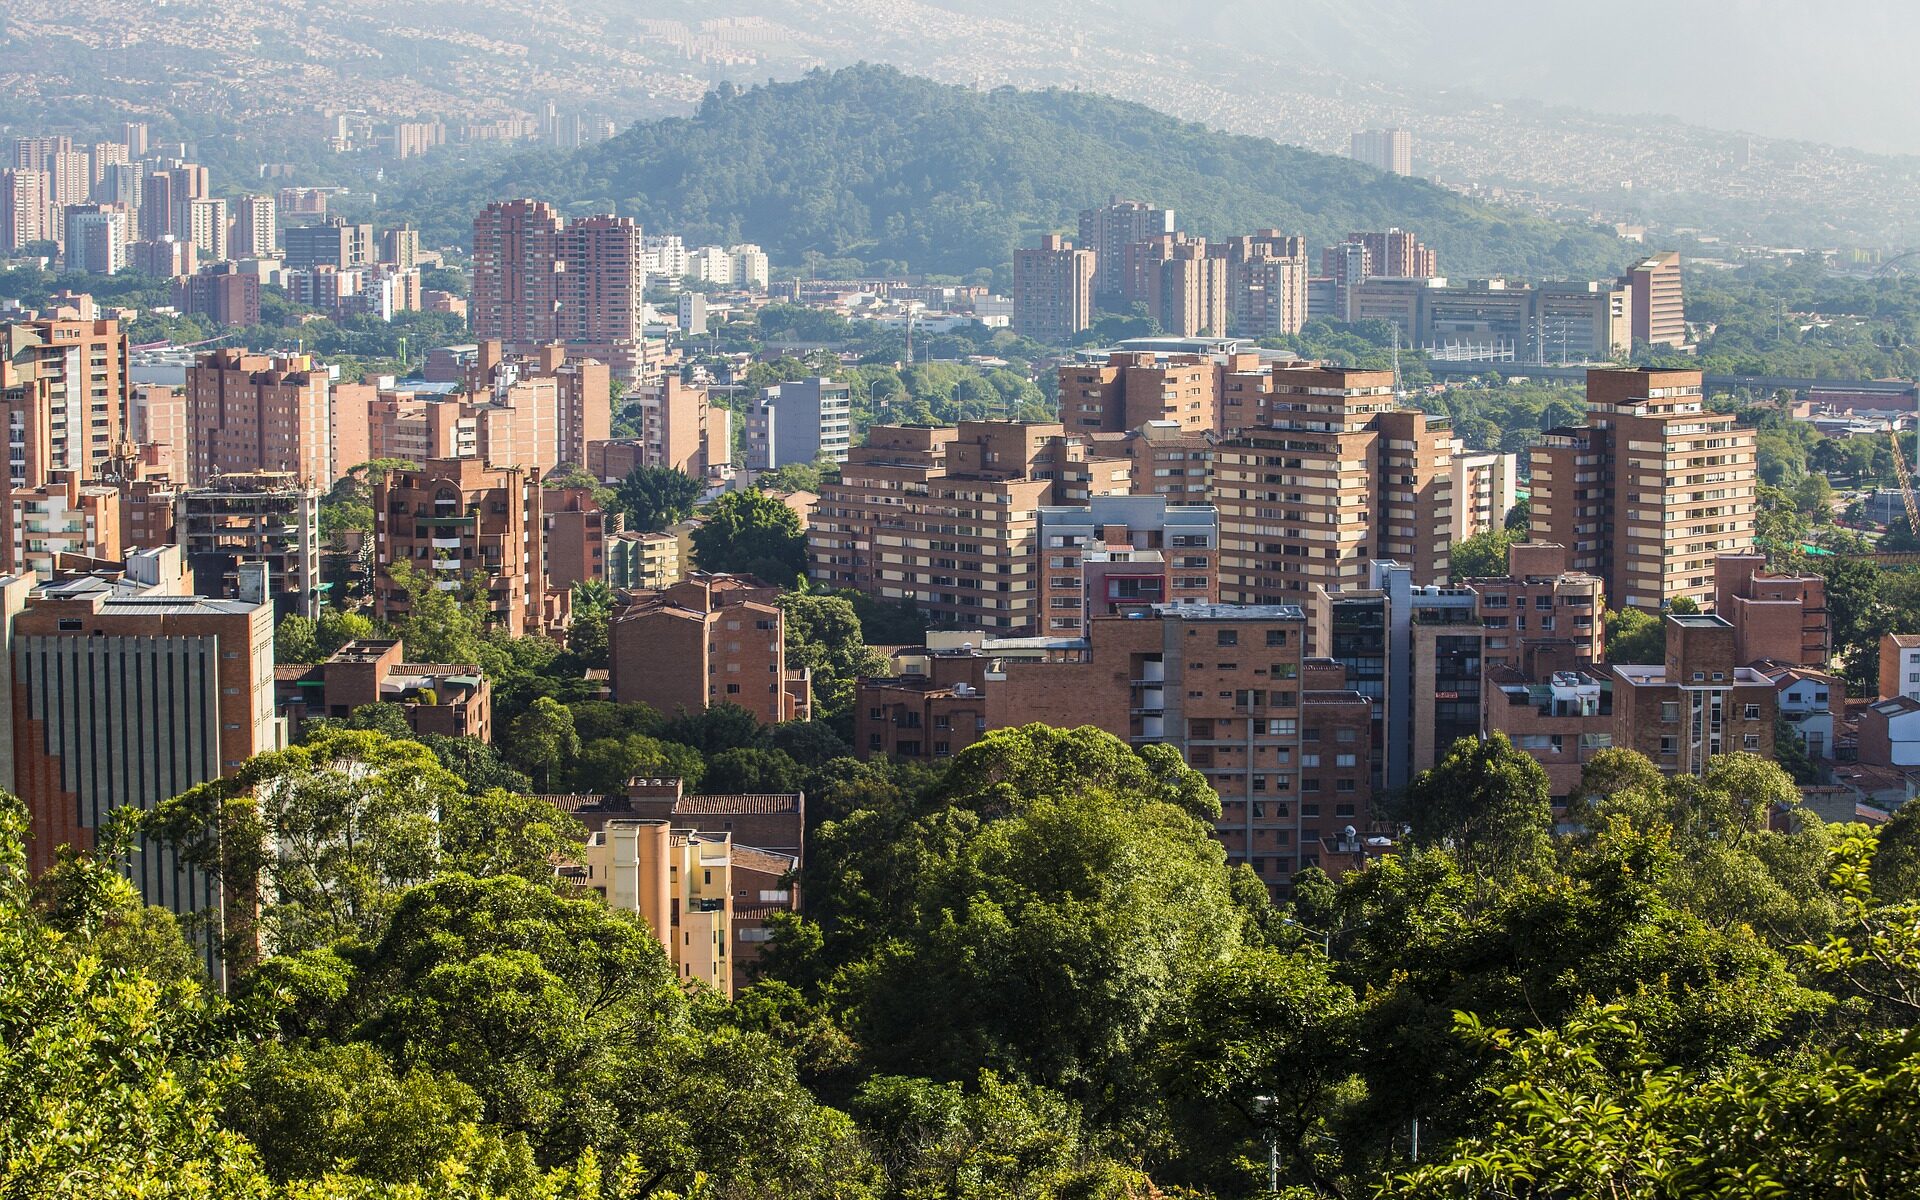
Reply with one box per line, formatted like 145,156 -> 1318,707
1150,603 -> 1306,622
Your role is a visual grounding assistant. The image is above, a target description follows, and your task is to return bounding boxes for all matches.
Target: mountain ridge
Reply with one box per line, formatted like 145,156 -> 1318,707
385,64 -> 1630,279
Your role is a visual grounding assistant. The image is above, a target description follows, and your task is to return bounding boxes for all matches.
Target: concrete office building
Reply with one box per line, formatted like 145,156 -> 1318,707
1529,368 -> 1756,611
284,217 -> 373,271
8,573 -> 277,980
1309,561 -> 1483,793
746,377 -> 851,470
1012,234 -> 1096,343
176,472 -> 322,618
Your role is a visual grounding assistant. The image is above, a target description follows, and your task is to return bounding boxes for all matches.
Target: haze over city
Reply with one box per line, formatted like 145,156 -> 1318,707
5,4 -> 1920,1198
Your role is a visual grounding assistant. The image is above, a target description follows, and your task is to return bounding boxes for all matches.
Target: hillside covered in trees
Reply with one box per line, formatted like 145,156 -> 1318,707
387,65 -> 1629,279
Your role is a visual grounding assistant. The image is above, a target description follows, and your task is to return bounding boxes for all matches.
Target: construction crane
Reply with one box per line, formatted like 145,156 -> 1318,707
1891,427 -> 1920,537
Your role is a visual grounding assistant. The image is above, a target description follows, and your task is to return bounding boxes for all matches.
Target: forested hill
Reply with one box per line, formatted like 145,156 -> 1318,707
389,64 -> 1628,279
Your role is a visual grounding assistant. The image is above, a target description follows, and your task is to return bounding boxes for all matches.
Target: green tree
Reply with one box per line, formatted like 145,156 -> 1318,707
385,560 -> 490,663
780,591 -> 888,720
507,697 -> 582,791
1604,605 -> 1665,664
316,607 -> 375,656
615,465 -> 702,533
692,489 -> 807,585
1402,732 -> 1554,873
1448,525 -> 1520,582
704,747 -> 804,794
1503,496 -> 1530,533
277,614 -> 320,664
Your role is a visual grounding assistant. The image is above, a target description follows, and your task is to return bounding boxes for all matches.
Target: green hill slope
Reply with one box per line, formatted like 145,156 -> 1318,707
390,64 -> 1626,279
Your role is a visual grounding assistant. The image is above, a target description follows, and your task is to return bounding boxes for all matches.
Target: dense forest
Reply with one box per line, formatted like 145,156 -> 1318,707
382,65 -> 1630,280
14,715 -> 1920,1198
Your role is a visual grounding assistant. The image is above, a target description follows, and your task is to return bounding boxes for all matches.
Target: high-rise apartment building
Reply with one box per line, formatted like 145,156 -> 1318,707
233,194 -> 277,259
807,422 -> 1135,631
1451,450 -> 1519,542
1528,368 -> 1755,610
1340,229 -> 1438,279
47,149 -> 91,208
579,819 -> 734,996
61,206 -> 128,274
0,317 -> 130,487
607,573 -> 809,723
0,169 -> 50,251
1350,128 -> 1413,176
989,603 -> 1375,892
1034,495 -> 1218,635
470,200 -> 647,380
186,350 -> 332,486
176,472 -> 322,618
1621,250 -> 1686,348
380,226 -> 420,269
1012,234 -> 1097,343
1214,365 -> 1457,601
746,377 -> 851,470
1078,198 -> 1175,305
184,197 -> 228,262
599,375 -> 725,478
284,217 -> 374,270
11,136 -> 72,172
1057,351 -> 1220,435
1214,232 -> 1310,337
372,458 -> 547,637
1127,234 -> 1229,337
175,264 -> 262,329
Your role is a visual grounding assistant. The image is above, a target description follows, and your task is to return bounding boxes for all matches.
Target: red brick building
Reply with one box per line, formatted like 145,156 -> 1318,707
275,638 -> 491,742
185,349 -> 332,487
607,573 -> 810,723
1714,552 -> 1828,668
1465,541 -> 1605,677
855,649 -> 990,762
372,457 -> 547,637
1611,614 -> 1776,775
543,485 -> 614,588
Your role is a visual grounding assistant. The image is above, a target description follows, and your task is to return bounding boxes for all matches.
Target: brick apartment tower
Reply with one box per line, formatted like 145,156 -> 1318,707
1078,198 -> 1174,307
1214,365 -> 1456,600
1012,234 -> 1097,343
186,349 -> 333,487
470,200 -> 644,379
1529,368 -> 1755,611
373,458 -> 547,637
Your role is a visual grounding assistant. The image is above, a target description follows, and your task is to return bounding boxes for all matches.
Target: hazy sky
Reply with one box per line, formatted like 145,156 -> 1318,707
1044,0 -> 1920,157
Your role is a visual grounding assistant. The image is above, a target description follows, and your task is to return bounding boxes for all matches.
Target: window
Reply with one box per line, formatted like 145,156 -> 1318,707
1300,753 -> 1321,768
869,707 -> 883,719
1217,630 -> 1238,646
1266,629 -> 1288,646
1660,736 -> 1677,755
1335,727 -> 1356,744
1661,701 -> 1680,722
1743,733 -> 1761,750
725,683 -> 740,694
1743,704 -> 1760,720
1336,779 -> 1356,792
1335,753 -> 1356,768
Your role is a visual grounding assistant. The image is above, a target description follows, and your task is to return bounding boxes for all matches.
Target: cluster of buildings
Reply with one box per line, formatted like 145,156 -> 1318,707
1011,199 -> 1687,355
3,129 -> 444,328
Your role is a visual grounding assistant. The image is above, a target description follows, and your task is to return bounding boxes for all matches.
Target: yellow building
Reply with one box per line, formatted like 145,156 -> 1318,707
582,818 -> 733,996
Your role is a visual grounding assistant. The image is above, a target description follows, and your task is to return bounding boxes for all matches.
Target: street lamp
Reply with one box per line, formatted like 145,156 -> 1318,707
1251,1094 -> 1279,1195
1280,916 -> 1331,955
